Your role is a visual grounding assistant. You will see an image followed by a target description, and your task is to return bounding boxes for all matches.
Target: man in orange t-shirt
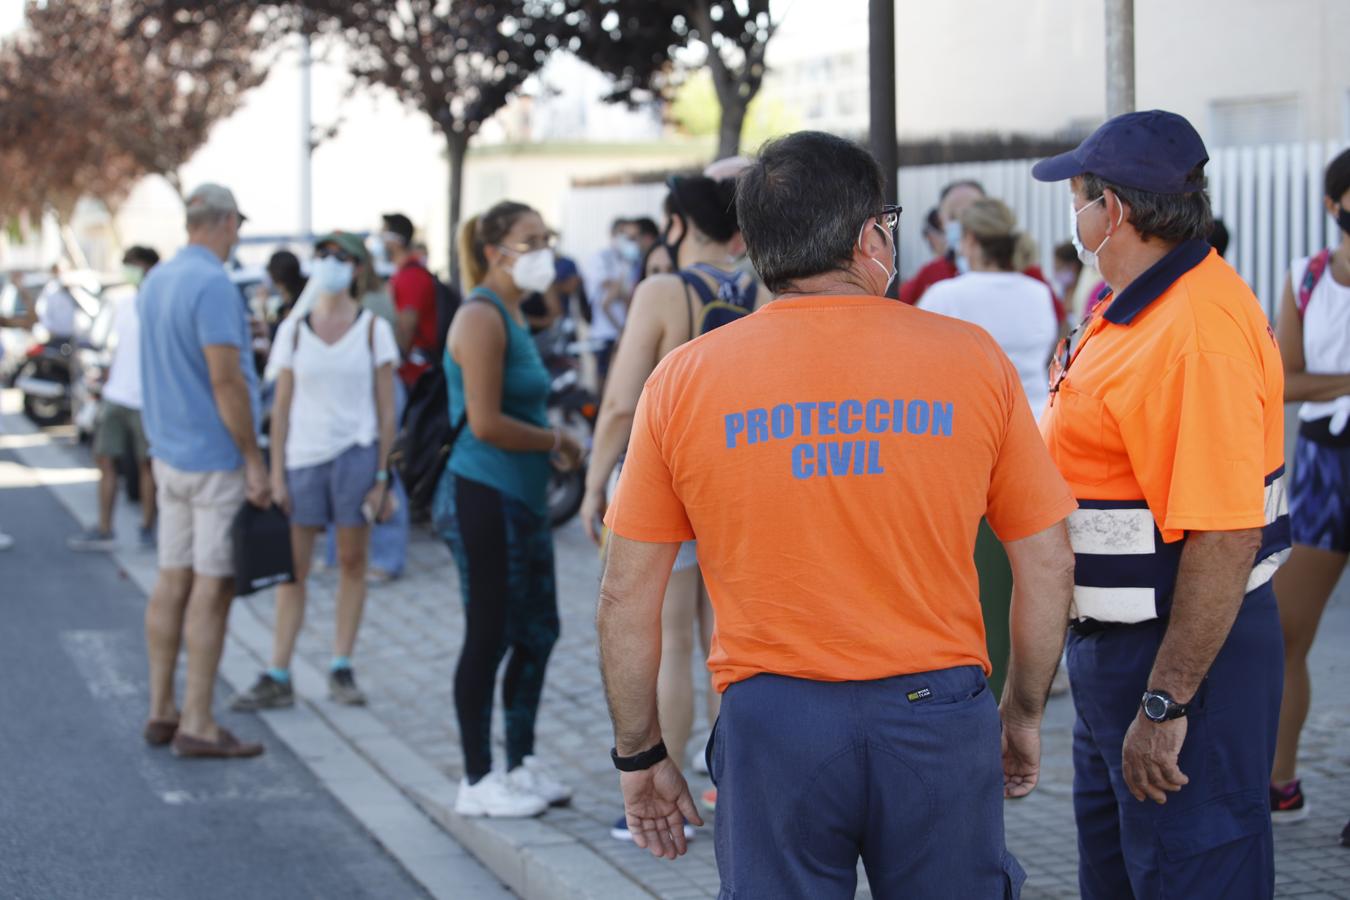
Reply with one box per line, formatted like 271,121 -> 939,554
597,131 -> 1077,896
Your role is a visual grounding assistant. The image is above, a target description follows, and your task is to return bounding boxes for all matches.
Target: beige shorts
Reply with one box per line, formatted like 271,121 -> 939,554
153,460 -> 245,578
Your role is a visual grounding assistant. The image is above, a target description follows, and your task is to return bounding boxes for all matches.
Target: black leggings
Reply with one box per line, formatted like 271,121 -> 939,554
441,475 -> 559,781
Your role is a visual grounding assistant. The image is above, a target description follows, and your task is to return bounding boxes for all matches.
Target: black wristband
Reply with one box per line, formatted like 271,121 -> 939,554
611,740 -> 668,772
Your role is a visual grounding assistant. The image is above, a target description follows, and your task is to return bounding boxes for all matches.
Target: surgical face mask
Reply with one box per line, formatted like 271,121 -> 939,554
614,236 -> 640,263
955,254 -> 971,275
1071,196 -> 1120,269
509,248 -> 556,293
858,217 -> 898,294
311,256 -> 355,295
122,265 -> 145,287
1053,268 -> 1078,295
944,220 -> 963,260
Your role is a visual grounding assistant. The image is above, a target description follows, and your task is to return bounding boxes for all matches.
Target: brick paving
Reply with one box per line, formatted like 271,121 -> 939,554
247,520 -> 1350,899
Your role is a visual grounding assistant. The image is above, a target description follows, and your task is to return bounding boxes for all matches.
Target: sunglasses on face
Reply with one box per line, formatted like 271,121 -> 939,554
315,246 -> 357,264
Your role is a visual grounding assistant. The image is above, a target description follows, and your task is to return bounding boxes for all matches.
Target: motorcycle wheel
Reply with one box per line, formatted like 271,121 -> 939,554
22,391 -> 68,426
548,464 -> 587,529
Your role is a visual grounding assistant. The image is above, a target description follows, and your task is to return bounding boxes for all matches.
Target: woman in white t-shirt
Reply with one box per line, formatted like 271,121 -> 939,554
230,232 -> 400,713
919,198 -> 1058,418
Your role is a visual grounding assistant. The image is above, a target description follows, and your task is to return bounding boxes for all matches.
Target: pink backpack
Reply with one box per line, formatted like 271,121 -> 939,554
1296,249 -> 1333,318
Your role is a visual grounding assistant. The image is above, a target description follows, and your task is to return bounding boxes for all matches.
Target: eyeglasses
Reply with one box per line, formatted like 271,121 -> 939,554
499,235 -> 556,254
879,204 -> 903,231
1048,315 -> 1095,399
315,246 -> 357,264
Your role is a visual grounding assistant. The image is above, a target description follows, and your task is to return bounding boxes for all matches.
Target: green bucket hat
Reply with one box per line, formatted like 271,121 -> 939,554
313,231 -> 370,263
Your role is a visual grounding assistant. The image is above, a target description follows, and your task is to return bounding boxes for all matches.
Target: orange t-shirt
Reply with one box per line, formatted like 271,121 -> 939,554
604,294 -> 1078,692
1041,246 -> 1285,542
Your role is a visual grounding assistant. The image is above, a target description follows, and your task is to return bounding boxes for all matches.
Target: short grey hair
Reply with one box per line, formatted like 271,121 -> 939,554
1079,168 -> 1213,245
737,131 -> 886,294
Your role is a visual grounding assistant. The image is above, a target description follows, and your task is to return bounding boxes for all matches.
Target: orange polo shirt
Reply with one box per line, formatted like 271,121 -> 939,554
1040,241 -> 1288,623
605,294 -> 1077,692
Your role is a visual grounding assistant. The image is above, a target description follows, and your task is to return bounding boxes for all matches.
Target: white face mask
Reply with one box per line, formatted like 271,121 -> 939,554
509,248 -> 556,293
857,218 -> 897,294
312,256 -> 355,295
614,236 -> 640,263
1071,195 -> 1121,269
944,220 -> 963,257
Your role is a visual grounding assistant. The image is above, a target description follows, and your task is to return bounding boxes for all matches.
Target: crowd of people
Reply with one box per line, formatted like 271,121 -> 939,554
2,107 -> 1348,899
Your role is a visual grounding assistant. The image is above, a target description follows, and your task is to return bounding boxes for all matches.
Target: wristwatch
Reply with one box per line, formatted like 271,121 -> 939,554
1140,689 -> 1189,722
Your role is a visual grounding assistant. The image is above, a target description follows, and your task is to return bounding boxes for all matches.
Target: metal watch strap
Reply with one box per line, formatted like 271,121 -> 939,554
611,740 -> 668,772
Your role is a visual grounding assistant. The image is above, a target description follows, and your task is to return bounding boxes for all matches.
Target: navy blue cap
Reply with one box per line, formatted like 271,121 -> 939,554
1032,110 -> 1209,194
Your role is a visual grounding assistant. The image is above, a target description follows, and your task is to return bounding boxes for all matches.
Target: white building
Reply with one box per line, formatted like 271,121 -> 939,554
768,0 -> 1350,147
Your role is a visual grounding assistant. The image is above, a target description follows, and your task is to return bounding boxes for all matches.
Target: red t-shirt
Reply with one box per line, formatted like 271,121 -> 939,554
389,259 -> 438,385
901,257 -> 1065,323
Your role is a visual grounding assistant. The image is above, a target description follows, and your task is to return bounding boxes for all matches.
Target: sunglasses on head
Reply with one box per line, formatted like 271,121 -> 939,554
315,246 -> 357,264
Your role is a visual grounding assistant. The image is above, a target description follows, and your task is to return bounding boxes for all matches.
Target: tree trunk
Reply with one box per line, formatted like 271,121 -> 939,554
446,130 -> 470,292
716,92 -> 748,160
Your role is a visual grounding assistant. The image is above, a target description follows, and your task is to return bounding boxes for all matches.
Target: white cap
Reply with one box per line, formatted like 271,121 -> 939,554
185,183 -> 246,221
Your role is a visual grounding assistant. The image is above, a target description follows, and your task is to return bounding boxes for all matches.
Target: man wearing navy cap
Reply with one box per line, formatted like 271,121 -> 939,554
1033,111 -> 1288,899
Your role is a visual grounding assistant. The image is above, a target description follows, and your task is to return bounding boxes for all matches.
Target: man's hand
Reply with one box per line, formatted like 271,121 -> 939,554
580,487 -> 607,545
1122,712 -> 1189,803
999,704 -> 1042,799
619,757 -> 703,860
245,457 -> 272,509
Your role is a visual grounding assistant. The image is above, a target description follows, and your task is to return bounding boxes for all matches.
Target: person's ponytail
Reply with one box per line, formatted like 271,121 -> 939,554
459,214 -> 486,294
1012,231 -> 1039,273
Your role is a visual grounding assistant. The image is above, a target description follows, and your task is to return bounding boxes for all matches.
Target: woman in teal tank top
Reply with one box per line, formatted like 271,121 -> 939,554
433,201 -> 583,819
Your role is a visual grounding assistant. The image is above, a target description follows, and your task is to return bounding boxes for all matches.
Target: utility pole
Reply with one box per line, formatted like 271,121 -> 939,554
299,33 -> 313,241
868,0 -> 897,205
1104,0 -> 1135,118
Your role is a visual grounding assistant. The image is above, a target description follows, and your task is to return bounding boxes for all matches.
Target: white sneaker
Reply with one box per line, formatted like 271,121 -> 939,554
454,771 -> 548,818
0,532 -> 12,551
509,756 -> 574,806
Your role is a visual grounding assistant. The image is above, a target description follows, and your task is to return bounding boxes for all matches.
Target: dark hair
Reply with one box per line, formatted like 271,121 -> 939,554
382,212 -> 414,245
122,245 -> 160,269
664,175 -> 738,244
737,131 -> 885,294
939,179 -> 986,202
632,217 -> 660,240
1208,218 -> 1230,257
609,217 -> 631,235
266,250 -> 306,299
1326,147 -> 1350,203
1053,241 -> 1082,268
458,200 -> 535,292
924,207 -> 942,234
1080,166 -> 1213,245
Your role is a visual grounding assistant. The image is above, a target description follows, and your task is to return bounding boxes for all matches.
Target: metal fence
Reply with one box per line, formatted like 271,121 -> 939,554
562,139 -> 1349,321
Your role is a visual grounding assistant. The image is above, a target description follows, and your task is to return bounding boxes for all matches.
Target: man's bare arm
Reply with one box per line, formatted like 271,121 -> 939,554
1002,520 -> 1076,723
1149,527 -> 1262,701
597,534 -> 680,754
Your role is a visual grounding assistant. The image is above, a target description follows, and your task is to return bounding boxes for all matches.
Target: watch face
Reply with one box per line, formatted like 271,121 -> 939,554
1143,695 -> 1168,720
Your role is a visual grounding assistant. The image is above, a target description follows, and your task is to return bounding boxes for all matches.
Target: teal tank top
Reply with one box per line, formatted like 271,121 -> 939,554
445,287 -> 552,517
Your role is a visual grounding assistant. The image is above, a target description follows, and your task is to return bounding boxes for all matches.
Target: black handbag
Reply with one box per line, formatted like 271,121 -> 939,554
230,503 -> 294,597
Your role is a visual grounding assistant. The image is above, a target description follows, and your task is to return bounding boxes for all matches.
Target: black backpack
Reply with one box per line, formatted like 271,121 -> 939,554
428,270 -> 461,361
387,293 -> 501,520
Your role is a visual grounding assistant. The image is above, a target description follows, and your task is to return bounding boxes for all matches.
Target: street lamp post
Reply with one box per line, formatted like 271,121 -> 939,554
1105,0 -> 1136,118
869,0 -> 898,205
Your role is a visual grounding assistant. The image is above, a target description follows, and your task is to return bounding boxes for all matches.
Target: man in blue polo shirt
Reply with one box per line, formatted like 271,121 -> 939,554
139,183 -> 270,759
1033,112 -> 1288,899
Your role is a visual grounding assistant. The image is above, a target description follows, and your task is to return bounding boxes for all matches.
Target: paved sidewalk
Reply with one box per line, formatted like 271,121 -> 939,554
254,517 -> 1350,899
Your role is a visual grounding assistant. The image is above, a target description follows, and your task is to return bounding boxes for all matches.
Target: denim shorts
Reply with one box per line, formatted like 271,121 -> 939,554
286,443 -> 378,528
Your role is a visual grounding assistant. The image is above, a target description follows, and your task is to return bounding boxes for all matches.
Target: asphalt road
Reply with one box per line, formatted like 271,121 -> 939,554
0,450 -> 430,900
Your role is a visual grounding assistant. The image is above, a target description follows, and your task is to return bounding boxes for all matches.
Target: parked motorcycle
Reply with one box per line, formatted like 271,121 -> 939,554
542,331 -> 600,528
14,340 -> 75,426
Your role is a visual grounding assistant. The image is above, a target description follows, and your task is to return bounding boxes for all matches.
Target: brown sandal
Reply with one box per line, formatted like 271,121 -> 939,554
143,719 -> 179,747
171,727 -> 264,759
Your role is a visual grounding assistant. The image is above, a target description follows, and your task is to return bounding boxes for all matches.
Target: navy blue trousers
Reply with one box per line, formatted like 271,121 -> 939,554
1066,584 -> 1281,899
708,666 -> 1025,899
